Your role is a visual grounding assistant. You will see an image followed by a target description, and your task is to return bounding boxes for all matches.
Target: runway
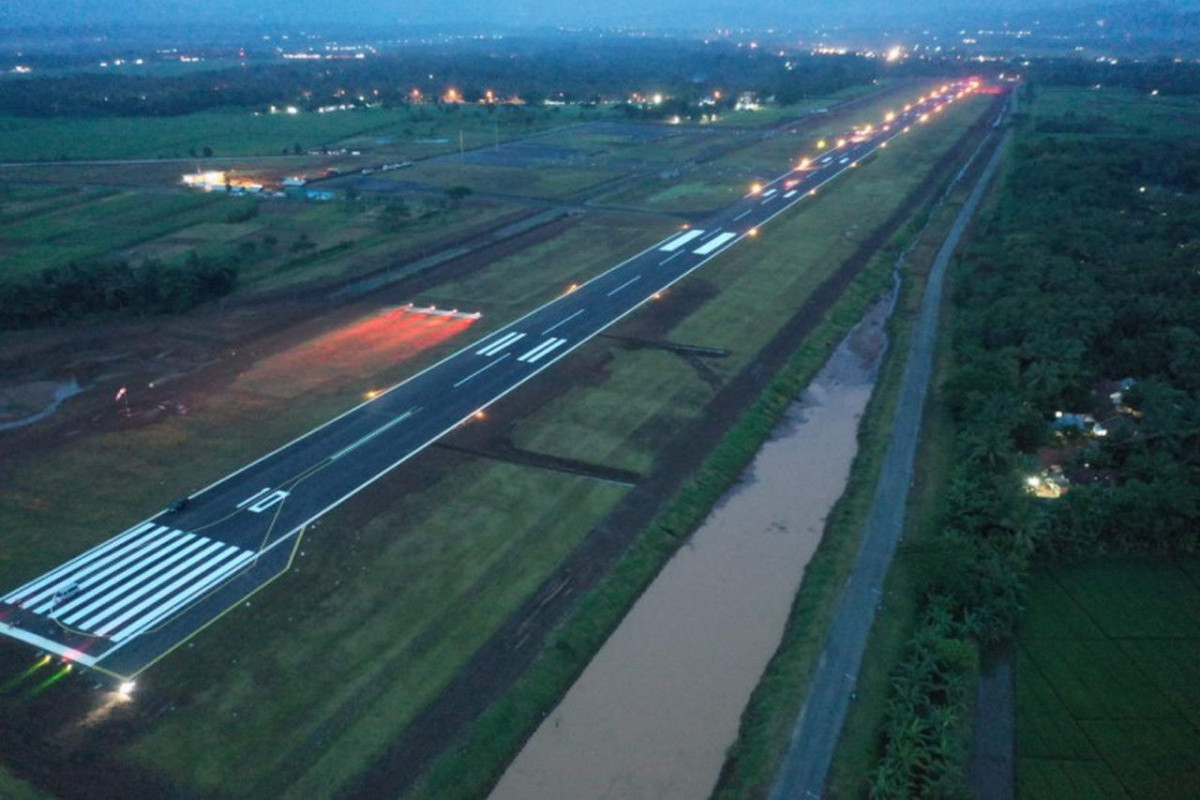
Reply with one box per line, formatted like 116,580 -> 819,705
0,81 -> 979,681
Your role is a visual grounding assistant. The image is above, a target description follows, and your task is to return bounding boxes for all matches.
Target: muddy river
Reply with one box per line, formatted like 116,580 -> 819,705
489,293 -> 894,800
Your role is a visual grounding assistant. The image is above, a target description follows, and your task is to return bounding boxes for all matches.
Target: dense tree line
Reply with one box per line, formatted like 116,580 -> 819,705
1029,58 -> 1200,96
0,39 -> 882,117
0,252 -> 238,329
868,85 -> 1199,797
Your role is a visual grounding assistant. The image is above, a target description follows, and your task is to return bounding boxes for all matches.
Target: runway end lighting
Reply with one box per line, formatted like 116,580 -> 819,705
850,161 -> 858,168
880,141 -> 888,148
809,189 -> 817,196
652,292 -> 663,300
747,228 -> 759,237
566,283 -> 580,294
681,223 -> 691,229
365,389 -> 381,400
473,410 -> 486,420
750,182 -> 763,195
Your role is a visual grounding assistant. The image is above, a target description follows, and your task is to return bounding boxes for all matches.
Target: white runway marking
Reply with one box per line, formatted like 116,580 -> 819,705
477,331 -> 526,356
698,228 -> 723,241
733,209 -> 752,221
606,275 -> 642,297
761,188 -> 777,197
2,522 -> 158,606
329,409 -> 417,461
542,309 -> 584,335
658,229 -> 705,252
237,488 -> 271,508
659,251 -> 685,266
784,190 -> 798,198
453,352 -> 511,388
693,232 -> 737,255
4,523 -> 256,643
517,338 -> 568,363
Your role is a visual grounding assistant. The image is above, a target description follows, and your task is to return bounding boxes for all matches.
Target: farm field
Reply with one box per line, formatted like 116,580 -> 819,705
1018,560 -> 1200,800
0,104 -> 614,163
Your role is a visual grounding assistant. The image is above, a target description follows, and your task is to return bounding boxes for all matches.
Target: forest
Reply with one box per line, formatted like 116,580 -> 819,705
0,252 -> 239,329
866,81 -> 1200,797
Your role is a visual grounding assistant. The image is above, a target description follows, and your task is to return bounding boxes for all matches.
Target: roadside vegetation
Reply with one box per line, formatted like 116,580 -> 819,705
827,80 -> 1200,799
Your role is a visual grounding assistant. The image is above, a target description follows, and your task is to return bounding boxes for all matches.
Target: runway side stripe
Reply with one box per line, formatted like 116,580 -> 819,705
658,229 -> 705,252
76,541 -> 229,632
107,550 -> 255,642
2,522 -> 157,605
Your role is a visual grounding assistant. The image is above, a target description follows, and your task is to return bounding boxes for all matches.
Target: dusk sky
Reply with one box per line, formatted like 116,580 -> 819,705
6,0 -> 1124,29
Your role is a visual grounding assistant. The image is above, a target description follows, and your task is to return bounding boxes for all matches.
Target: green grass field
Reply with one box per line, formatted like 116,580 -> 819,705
1027,86 -> 1200,138
0,104 -> 614,162
1018,560 -> 1200,800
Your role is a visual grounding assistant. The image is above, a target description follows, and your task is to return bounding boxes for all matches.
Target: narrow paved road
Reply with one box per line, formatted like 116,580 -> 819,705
768,93 -> 1014,800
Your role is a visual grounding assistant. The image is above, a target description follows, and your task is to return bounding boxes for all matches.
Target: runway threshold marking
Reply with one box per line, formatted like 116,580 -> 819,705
606,275 -> 642,297
517,337 -> 568,363
658,229 -> 705,252
542,309 -> 584,335
453,352 -> 511,388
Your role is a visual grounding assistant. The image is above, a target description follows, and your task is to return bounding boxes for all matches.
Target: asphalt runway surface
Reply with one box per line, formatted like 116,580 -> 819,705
0,82 -> 978,682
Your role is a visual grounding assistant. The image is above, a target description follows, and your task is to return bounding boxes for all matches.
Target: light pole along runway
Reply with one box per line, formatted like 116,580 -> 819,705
0,81 -> 978,682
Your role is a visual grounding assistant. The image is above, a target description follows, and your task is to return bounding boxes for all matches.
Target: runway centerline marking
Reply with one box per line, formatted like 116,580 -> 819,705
606,275 -> 641,297
733,209 -> 752,221
658,251 -> 685,266
329,409 -> 418,460
453,352 -> 511,388
542,309 -> 584,336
